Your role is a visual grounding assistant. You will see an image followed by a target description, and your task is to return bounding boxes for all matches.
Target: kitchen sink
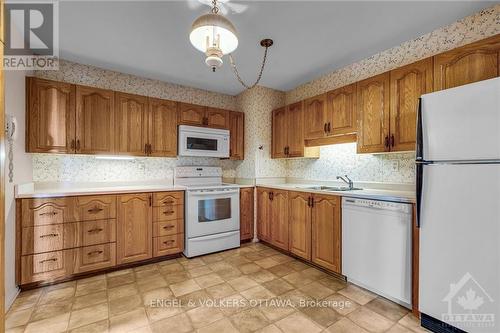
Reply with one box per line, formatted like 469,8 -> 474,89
297,185 -> 363,192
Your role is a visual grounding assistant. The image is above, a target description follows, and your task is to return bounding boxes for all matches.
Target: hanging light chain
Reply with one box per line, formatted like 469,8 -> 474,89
211,0 -> 219,14
229,45 -> 269,90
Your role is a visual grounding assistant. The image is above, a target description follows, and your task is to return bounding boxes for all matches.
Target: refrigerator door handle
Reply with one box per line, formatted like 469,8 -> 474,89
416,97 -> 423,161
416,162 -> 423,228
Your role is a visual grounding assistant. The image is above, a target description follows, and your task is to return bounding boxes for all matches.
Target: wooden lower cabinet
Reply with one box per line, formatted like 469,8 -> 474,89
240,187 -> 254,241
17,191 -> 185,287
270,190 -> 289,251
256,188 -> 272,242
288,191 -> 312,260
116,194 -> 152,264
311,195 -> 342,274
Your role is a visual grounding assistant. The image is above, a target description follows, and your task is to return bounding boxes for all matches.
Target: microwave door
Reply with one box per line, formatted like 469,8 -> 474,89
178,127 -> 229,157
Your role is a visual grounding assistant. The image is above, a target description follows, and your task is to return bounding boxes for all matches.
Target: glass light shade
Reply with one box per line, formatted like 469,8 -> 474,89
189,13 -> 238,55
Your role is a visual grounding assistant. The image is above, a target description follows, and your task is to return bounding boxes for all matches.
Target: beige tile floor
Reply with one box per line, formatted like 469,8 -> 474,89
6,243 -> 430,333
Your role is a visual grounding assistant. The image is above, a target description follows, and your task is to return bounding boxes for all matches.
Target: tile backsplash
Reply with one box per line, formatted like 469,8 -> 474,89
286,143 -> 415,184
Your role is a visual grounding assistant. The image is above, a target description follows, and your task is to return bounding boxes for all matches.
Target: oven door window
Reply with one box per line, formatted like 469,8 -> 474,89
187,137 -> 218,151
198,198 -> 231,222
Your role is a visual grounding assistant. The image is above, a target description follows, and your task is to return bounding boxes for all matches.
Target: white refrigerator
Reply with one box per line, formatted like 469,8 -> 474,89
417,77 -> 500,333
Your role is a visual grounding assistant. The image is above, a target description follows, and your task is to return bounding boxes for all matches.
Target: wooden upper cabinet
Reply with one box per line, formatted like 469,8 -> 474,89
178,102 -> 206,126
434,35 -> 500,91
356,72 -> 391,153
115,92 -> 149,156
288,191 -> 312,261
206,107 -> 229,129
27,77 -> 76,153
229,111 -> 244,160
116,193 -> 152,264
287,102 -> 306,157
148,98 -> 178,157
272,106 -> 288,158
390,58 -> 433,152
256,188 -> 271,242
240,187 -> 254,241
304,94 -> 327,140
311,194 -> 341,273
326,83 -> 357,136
270,190 -> 289,251
75,85 -> 115,155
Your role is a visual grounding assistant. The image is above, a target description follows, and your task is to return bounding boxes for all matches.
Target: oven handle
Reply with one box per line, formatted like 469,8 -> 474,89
189,189 -> 239,196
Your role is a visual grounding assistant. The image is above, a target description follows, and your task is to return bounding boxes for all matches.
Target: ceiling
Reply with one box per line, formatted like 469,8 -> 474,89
59,1 -> 493,95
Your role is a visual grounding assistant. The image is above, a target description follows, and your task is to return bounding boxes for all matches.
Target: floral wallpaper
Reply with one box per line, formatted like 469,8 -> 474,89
286,4 -> 500,104
235,86 -> 287,179
32,5 -> 500,185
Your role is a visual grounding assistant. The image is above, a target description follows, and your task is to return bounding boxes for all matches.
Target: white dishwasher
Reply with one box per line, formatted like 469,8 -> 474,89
342,197 -> 412,308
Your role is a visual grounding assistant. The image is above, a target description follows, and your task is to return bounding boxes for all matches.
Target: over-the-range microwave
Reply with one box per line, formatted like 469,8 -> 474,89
178,125 -> 230,158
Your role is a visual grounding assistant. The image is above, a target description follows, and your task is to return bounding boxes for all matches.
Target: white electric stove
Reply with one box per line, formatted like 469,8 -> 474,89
174,166 -> 240,257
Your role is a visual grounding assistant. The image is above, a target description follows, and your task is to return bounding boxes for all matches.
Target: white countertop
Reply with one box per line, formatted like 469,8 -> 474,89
15,181 -> 255,199
256,183 -> 416,203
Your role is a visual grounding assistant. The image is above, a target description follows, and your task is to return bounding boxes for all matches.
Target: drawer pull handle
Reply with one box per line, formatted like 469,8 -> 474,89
87,206 -> 104,214
39,211 -> 58,216
87,228 -> 103,233
39,258 -> 57,264
87,250 -> 103,256
163,240 -> 175,245
40,233 -> 58,238
162,200 -> 174,204
162,210 -> 174,215
163,225 -> 175,230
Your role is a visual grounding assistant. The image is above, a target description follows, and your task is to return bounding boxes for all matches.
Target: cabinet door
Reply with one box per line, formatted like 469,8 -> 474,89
311,194 -> 341,273
390,58 -> 433,152
116,193 -> 152,264
229,111 -> 244,160
206,107 -> 229,129
75,85 -> 115,154
326,83 -> 357,136
270,190 -> 289,251
288,191 -> 311,260
356,72 -> 391,153
434,35 -> 500,91
304,94 -> 327,140
240,187 -> 254,241
115,92 -> 149,156
287,102 -> 305,157
27,77 -> 76,153
256,188 -> 271,242
178,102 -> 206,126
148,98 -> 178,157
272,107 -> 288,158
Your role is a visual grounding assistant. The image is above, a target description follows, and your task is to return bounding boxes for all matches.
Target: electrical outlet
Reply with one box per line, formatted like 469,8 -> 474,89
389,160 -> 399,172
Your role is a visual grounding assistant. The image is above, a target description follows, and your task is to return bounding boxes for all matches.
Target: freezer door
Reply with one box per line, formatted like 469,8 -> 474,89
420,77 -> 500,161
419,163 -> 500,332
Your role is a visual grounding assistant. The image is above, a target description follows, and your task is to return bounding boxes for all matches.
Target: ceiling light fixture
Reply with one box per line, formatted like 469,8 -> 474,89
189,0 -> 273,89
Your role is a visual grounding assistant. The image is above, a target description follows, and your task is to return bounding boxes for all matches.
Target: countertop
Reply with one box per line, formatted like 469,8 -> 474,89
15,181 -> 255,199
256,183 -> 416,203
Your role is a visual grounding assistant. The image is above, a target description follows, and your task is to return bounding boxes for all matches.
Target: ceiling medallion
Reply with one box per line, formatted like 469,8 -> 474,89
189,0 -> 273,89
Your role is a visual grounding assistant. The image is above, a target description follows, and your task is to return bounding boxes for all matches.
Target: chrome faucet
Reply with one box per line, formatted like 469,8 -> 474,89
337,175 -> 354,190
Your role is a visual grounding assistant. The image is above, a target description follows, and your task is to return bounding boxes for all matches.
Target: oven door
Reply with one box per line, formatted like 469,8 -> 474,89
178,126 -> 229,158
186,189 -> 240,238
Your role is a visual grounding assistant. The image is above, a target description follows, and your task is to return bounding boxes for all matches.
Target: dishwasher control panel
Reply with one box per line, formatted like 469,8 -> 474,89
342,197 -> 412,213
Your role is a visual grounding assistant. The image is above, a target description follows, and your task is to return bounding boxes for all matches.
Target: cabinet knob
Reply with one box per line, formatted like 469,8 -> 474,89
87,206 -> 103,214
163,225 -> 175,230
324,123 -> 327,133
87,228 -> 103,233
390,134 -> 395,148
40,233 -> 58,238
87,250 -> 103,256
384,136 -> 389,148
327,122 -> 331,133
39,258 -> 57,264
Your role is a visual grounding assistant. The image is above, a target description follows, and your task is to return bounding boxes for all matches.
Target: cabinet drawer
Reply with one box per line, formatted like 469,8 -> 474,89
153,205 -> 183,221
20,250 -> 73,284
74,243 -> 116,273
22,224 -> 64,255
21,198 -> 77,227
153,234 -> 184,257
153,192 -> 184,207
76,195 -> 116,221
153,220 -> 183,237
63,219 -> 116,248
